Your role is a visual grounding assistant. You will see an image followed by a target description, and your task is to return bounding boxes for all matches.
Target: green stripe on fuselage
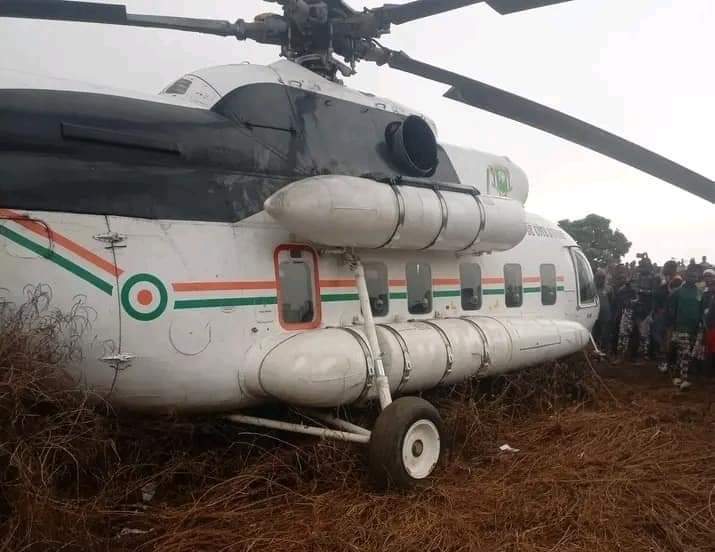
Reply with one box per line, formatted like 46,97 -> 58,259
172,286 -> 566,311
483,288 -> 505,295
320,293 -> 360,302
0,224 -> 113,295
174,296 -> 277,309
433,290 -> 460,298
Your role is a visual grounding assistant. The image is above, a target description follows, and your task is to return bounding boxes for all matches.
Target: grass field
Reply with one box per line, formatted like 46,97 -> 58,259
1,313 -> 714,551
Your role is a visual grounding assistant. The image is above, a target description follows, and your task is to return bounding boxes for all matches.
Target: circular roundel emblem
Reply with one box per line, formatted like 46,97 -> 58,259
121,273 -> 168,322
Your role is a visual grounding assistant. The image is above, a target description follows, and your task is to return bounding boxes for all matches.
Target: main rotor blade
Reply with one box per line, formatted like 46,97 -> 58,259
373,0 -> 573,25
375,1 -> 480,25
384,51 -> 714,203
0,0 -> 242,37
486,0 -> 574,15
0,0 -> 127,24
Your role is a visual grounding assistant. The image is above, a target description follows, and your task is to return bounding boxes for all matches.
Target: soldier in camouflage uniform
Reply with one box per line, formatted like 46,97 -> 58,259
653,260 -> 679,373
668,265 -> 702,390
613,267 -> 637,363
632,254 -> 658,363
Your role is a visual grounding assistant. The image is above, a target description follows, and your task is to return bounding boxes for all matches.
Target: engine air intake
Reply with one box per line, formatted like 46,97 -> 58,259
386,115 -> 438,177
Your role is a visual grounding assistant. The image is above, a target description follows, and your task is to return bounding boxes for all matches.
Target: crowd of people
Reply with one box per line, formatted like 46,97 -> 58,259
592,255 -> 715,390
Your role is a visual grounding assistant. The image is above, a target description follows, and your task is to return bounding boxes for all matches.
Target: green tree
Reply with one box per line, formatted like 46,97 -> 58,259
558,214 -> 631,269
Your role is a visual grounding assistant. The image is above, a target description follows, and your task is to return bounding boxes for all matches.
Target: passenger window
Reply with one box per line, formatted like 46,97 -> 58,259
573,249 -> 597,305
540,264 -> 557,306
275,245 -> 320,329
365,262 -> 389,317
407,262 -> 432,315
504,264 -> 523,308
460,263 -> 482,311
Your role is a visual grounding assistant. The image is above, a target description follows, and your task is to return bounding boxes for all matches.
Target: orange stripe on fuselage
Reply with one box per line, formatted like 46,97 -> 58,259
172,274 -> 565,293
319,279 -> 355,288
172,281 -> 277,292
0,208 -> 123,277
433,278 -> 460,286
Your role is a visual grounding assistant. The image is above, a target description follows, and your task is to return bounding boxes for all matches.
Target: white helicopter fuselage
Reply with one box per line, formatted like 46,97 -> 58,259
0,60 -> 598,413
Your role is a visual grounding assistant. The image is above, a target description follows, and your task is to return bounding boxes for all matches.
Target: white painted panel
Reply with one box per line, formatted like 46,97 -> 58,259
107,216 -> 251,412
0,210 -> 120,393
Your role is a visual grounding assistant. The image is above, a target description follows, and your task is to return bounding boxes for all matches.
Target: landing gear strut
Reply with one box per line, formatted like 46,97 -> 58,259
350,254 -> 444,487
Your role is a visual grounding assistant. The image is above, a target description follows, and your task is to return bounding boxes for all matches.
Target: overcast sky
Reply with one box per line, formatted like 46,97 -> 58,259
1,0 -> 713,265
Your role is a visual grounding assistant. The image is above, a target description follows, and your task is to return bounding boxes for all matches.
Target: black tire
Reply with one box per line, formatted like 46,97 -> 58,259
368,396 -> 444,490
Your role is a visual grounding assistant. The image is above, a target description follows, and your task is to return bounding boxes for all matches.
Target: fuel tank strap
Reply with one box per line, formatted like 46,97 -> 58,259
376,323 -> 413,394
337,326 -> 374,402
377,183 -> 406,249
460,317 -> 491,373
421,187 -> 448,250
418,320 -> 454,384
460,194 -> 487,252
371,174 -> 479,196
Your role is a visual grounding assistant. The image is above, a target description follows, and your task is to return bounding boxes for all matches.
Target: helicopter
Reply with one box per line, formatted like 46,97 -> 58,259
0,0 -> 713,489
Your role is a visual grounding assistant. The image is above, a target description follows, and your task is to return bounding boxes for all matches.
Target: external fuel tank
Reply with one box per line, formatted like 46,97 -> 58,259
241,317 -> 590,408
264,175 -> 527,253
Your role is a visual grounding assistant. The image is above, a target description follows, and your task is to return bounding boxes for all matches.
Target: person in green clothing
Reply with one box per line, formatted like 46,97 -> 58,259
700,269 -> 715,376
667,265 -> 702,390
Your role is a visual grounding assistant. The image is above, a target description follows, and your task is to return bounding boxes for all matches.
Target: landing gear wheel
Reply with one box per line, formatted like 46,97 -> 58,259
368,396 -> 444,490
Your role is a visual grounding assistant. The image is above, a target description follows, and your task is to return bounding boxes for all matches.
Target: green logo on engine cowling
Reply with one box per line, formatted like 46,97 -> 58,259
488,166 -> 512,197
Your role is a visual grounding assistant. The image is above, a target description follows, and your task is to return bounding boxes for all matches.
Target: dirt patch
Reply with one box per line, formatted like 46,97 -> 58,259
1,307 -> 713,551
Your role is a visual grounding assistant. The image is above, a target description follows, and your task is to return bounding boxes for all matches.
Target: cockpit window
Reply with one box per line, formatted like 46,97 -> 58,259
161,75 -> 221,107
572,249 -> 597,305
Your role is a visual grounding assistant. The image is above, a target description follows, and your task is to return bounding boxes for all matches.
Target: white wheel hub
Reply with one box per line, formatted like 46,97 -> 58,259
401,419 -> 440,479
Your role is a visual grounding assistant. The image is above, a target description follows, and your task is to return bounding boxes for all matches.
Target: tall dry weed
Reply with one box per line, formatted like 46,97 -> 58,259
0,291 -> 713,551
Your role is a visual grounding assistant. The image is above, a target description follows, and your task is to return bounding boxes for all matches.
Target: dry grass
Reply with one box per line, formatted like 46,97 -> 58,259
1,297 -> 714,551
